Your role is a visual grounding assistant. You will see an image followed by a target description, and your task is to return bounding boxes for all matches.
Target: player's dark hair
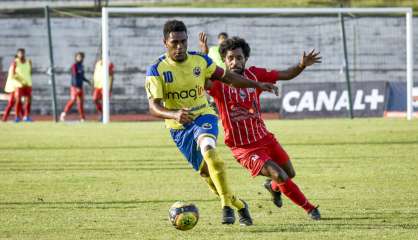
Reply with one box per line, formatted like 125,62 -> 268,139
15,48 -> 25,58
75,51 -> 85,59
218,32 -> 228,39
219,37 -> 251,59
163,20 -> 187,39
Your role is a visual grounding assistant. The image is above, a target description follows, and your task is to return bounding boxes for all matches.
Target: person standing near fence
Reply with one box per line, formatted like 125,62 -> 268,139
60,52 -> 91,122
92,58 -> 114,121
2,48 -> 32,122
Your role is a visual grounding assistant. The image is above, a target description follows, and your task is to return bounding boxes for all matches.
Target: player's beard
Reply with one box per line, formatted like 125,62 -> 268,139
230,67 -> 244,75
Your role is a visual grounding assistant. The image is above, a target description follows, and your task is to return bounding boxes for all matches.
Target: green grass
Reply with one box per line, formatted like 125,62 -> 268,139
0,118 -> 418,239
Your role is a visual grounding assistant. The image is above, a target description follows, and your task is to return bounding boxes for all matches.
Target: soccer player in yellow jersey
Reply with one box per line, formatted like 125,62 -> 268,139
145,20 -> 277,225
93,59 -> 114,120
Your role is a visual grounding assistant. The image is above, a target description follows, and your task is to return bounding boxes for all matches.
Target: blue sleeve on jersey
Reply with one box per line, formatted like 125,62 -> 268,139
189,51 -> 213,67
201,54 -> 213,67
146,64 -> 160,77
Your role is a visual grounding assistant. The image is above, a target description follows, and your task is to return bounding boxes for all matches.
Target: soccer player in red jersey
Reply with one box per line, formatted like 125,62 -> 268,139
200,35 -> 322,220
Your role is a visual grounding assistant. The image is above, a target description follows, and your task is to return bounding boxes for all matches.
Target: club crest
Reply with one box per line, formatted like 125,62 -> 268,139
193,67 -> 201,77
239,89 -> 247,100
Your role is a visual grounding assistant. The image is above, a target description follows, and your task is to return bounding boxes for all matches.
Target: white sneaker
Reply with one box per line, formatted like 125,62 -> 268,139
60,112 -> 66,122
80,118 -> 85,122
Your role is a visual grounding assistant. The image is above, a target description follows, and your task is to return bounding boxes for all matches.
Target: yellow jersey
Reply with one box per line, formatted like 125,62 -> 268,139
4,58 -> 32,92
93,60 -> 114,89
145,51 -> 219,129
13,58 -> 32,87
208,46 -> 225,69
4,64 -> 17,93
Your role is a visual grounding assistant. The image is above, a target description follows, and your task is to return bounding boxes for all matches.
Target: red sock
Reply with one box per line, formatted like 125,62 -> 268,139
272,179 -> 315,212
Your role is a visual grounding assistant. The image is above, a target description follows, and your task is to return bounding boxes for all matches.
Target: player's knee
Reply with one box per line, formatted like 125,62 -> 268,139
199,136 -> 216,154
199,164 -> 210,177
268,166 -> 288,183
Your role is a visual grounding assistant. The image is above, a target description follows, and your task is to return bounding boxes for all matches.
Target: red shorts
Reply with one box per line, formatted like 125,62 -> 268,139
92,88 -> 111,100
70,86 -> 83,98
17,86 -> 32,97
230,133 -> 289,177
93,88 -> 102,100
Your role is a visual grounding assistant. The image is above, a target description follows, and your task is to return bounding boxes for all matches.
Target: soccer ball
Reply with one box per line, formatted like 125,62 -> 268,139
168,201 -> 199,231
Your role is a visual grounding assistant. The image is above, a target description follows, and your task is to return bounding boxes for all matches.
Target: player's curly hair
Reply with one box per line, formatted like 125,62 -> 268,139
163,20 -> 187,39
219,37 -> 251,59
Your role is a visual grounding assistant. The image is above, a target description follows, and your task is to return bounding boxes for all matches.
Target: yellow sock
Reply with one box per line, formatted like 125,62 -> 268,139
231,195 -> 245,210
203,176 -> 244,209
203,149 -> 233,208
202,176 -> 219,196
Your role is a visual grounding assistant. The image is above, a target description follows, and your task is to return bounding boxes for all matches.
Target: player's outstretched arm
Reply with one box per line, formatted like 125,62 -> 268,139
219,69 -> 278,94
198,32 -> 209,54
148,98 -> 193,124
278,49 -> 321,81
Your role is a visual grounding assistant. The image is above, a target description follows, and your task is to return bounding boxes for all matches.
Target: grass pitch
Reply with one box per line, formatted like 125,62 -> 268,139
0,118 -> 417,240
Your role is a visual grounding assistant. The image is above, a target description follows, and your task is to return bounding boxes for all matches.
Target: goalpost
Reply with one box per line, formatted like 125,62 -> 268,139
101,7 -> 414,123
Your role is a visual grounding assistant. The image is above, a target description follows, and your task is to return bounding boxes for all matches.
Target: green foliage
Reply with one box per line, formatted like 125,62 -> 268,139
0,119 -> 417,239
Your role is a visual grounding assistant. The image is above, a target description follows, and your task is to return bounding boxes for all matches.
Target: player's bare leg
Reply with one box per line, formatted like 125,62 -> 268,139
260,160 -> 320,220
279,160 -> 296,179
262,159 -> 296,207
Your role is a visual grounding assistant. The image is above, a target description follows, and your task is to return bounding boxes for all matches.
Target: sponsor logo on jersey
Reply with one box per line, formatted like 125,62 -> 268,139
247,88 -> 256,93
165,85 -> 205,100
202,123 -> 212,129
250,154 -> 260,162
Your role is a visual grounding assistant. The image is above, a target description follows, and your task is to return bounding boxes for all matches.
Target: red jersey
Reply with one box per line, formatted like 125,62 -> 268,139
208,66 -> 279,147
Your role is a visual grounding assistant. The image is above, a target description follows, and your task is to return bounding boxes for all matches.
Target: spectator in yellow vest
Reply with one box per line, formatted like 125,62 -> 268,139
2,49 -> 32,122
92,59 -> 114,121
199,32 -> 228,68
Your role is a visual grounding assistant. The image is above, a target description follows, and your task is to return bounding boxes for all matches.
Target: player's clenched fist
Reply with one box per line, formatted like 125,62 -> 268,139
175,109 -> 193,124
